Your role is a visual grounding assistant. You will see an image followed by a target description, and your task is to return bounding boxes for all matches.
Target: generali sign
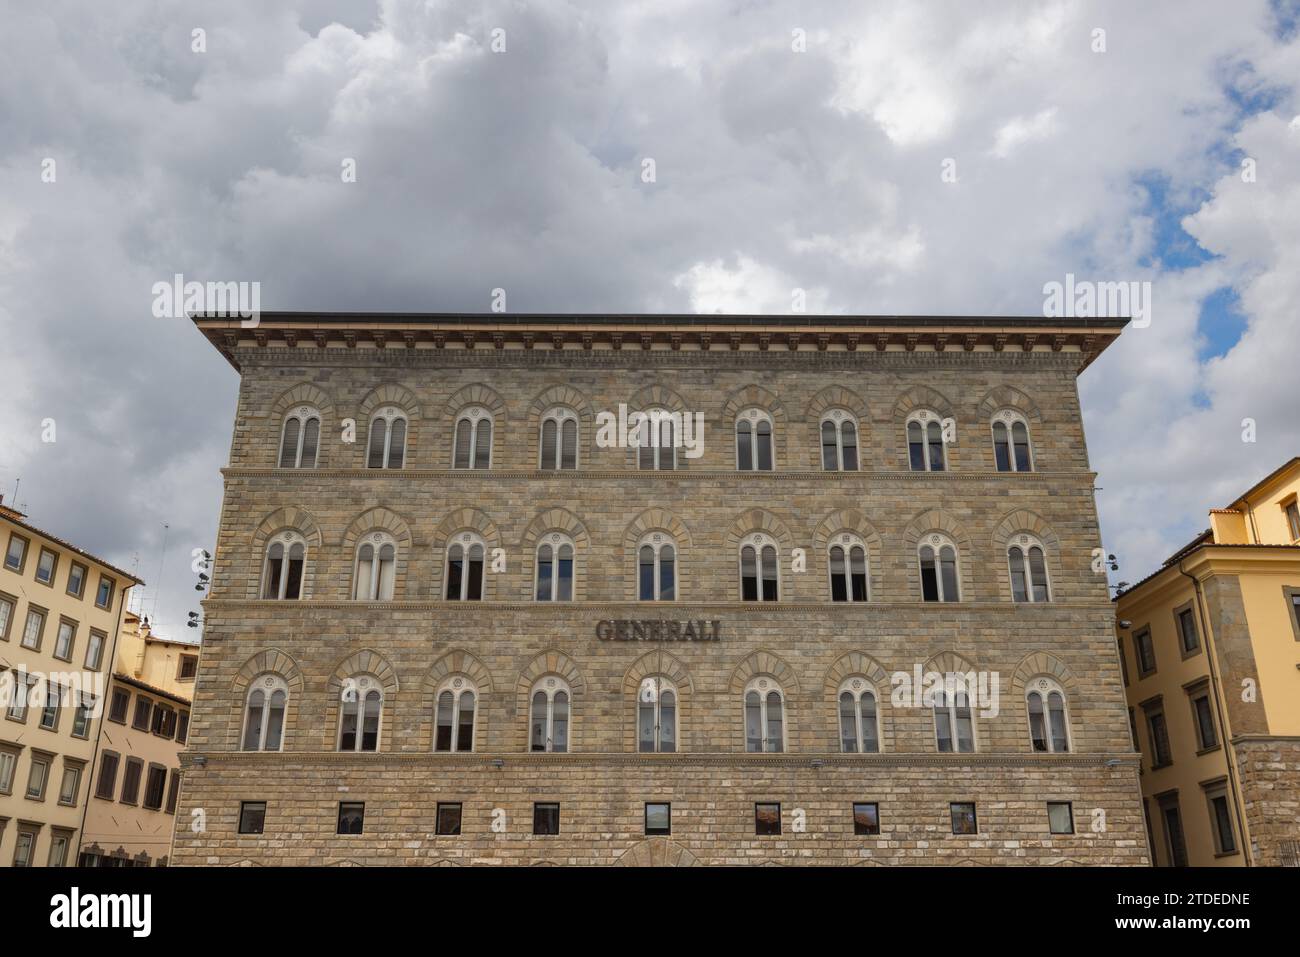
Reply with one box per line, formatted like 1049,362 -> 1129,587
596,619 -> 721,642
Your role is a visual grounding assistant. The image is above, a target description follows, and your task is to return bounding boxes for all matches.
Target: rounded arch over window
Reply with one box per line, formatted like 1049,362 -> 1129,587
367,406 -> 408,469
992,409 -> 1033,472
446,530 -> 487,601
637,675 -> 678,753
1025,676 -> 1070,753
918,532 -> 960,602
638,532 -> 677,601
452,407 -> 494,469
353,531 -> 397,601
739,531 -> 779,601
735,408 -> 775,471
279,406 -> 321,469
535,531 -> 575,601
820,409 -> 860,471
241,674 -> 289,752
337,673 -> 384,752
539,407 -> 580,470
1007,532 -> 1051,603
434,675 -> 477,752
529,676 -> 571,753
261,530 -> 307,600
743,676 -> 785,752
906,410 -> 948,472
838,676 -> 880,753
828,531 -> 869,602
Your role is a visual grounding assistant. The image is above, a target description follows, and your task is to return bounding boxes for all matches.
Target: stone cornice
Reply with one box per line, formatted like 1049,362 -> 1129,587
182,749 -> 1140,770
219,467 -> 1101,484
193,313 -> 1125,374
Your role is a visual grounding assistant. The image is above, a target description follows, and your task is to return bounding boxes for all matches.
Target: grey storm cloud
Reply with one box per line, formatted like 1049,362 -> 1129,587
1,0 -> 1298,634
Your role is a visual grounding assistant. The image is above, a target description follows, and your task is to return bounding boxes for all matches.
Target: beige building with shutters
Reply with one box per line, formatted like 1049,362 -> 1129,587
79,611 -> 195,866
176,312 -> 1146,866
1117,457 -> 1300,867
0,498 -> 140,867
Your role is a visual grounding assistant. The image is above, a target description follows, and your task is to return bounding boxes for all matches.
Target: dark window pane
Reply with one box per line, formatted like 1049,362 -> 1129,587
367,420 -> 386,468
842,422 -> 858,470
541,419 -> 558,469
388,418 -> 405,469
736,422 -> 752,470
950,802 -> 977,834
755,803 -> 781,835
645,803 -> 671,835
756,421 -> 773,471
436,803 -> 462,836
853,803 -> 879,835
279,417 -> 300,468
821,421 -> 837,470
239,801 -> 266,835
300,417 -> 319,468
533,803 -> 560,835
337,802 -> 365,835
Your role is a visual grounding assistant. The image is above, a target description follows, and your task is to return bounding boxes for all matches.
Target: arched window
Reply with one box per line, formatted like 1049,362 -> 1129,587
828,533 -> 869,602
906,410 -> 946,472
933,686 -> 975,752
992,410 -> 1033,472
241,675 -> 288,752
821,411 -> 859,471
1026,677 -> 1070,753
353,532 -> 397,601
535,533 -> 575,601
540,408 -> 579,470
445,532 -> 486,601
736,409 -> 774,471
279,406 -> 320,468
636,408 -> 677,471
838,677 -> 880,753
261,530 -> 306,600
338,674 -> 383,752
739,532 -> 779,602
453,408 -> 493,469
744,677 -> 784,752
529,677 -> 570,753
638,534 -> 677,601
637,676 -> 677,753
366,406 -> 407,469
918,533 -> 960,602
434,676 -> 477,752
1008,534 -> 1051,602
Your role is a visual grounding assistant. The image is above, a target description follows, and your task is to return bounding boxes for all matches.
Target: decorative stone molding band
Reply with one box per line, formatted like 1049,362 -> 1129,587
182,750 -> 1140,770
221,468 -> 1099,483
199,599 -> 1118,614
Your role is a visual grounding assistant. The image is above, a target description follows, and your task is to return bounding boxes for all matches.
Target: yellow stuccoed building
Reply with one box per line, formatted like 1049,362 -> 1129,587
1117,457 -> 1300,867
0,498 -> 141,866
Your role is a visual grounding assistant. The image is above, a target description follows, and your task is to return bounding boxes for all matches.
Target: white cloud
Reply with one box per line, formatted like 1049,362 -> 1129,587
990,107 -> 1059,157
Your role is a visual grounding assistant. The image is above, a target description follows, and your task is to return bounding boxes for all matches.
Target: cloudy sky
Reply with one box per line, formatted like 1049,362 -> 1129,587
1,0 -> 1297,635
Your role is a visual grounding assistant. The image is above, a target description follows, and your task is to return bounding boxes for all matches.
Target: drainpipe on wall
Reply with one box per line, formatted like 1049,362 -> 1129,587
1178,560 -> 1252,866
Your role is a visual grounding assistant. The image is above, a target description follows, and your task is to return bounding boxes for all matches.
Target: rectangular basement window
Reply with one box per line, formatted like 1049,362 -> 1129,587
533,802 -> 560,836
436,803 -> 462,836
644,802 -> 671,836
754,802 -> 781,835
239,801 -> 266,835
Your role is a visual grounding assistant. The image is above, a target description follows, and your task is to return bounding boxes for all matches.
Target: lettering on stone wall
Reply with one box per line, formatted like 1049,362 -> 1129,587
595,619 -> 721,641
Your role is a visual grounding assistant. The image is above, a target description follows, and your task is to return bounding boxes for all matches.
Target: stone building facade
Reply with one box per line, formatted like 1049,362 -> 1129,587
175,313 -> 1146,866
